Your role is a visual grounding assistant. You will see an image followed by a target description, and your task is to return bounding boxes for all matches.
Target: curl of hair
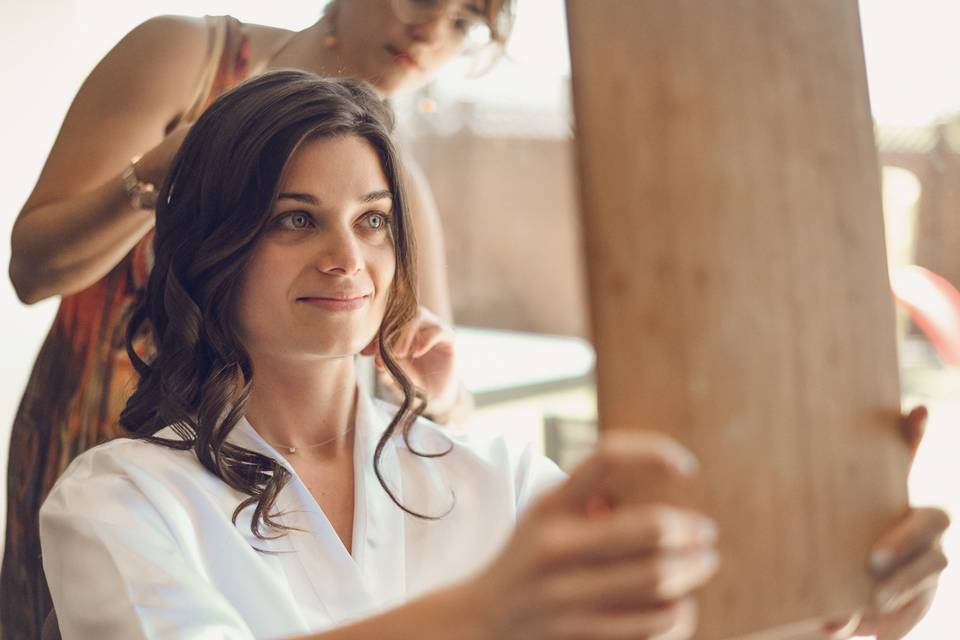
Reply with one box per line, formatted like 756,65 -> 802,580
121,70 -> 446,539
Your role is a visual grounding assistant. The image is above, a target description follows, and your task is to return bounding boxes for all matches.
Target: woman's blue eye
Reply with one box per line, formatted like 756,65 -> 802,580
279,213 -> 312,229
365,213 -> 387,230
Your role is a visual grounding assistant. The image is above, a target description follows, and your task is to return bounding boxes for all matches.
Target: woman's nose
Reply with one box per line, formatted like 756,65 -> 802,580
315,231 -> 363,276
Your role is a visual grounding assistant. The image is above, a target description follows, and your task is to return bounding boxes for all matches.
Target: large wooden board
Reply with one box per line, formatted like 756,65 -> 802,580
566,1 -> 911,637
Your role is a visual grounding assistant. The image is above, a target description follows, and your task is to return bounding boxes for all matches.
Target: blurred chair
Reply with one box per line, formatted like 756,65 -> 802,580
543,414 -> 597,472
891,264 -> 960,367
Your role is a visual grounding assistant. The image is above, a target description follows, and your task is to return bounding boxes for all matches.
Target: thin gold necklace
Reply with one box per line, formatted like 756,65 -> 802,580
265,423 -> 355,455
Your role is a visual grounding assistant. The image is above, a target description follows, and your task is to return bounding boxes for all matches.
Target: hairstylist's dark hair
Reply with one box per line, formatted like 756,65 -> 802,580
323,0 -> 515,45
484,0 -> 516,46
472,0 -> 517,74
121,69 -> 430,539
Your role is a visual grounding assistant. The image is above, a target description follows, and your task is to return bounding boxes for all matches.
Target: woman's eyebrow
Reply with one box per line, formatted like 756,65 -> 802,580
277,192 -> 319,205
361,190 -> 393,203
276,190 -> 392,205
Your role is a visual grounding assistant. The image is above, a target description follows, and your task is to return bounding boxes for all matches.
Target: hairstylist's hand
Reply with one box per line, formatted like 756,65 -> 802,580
468,431 -> 719,640
822,407 -> 950,640
135,123 -> 193,188
363,305 -> 459,420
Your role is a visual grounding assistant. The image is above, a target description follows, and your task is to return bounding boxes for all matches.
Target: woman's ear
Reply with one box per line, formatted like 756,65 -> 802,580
321,0 -> 341,49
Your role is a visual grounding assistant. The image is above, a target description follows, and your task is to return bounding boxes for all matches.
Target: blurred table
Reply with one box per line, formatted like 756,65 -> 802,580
454,326 -> 595,408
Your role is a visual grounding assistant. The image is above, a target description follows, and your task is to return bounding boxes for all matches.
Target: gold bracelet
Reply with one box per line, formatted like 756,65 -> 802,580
120,155 -> 158,210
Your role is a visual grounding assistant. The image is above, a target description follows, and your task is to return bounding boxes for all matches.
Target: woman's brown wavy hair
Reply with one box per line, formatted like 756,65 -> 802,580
121,70 -> 433,539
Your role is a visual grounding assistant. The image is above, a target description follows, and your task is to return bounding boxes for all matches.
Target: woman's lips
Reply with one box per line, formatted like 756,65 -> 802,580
297,295 -> 369,312
386,45 -> 421,70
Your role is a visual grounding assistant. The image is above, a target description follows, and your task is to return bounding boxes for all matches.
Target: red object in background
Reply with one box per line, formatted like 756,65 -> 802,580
890,265 -> 960,367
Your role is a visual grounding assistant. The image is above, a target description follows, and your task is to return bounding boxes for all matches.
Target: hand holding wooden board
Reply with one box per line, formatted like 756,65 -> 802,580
566,1 -> 911,637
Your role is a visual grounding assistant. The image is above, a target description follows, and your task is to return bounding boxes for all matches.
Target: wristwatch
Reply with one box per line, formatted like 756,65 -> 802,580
120,156 -> 158,210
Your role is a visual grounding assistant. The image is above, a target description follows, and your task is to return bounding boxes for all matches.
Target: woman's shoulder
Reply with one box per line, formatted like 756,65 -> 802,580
118,15 -> 211,61
50,428 -> 202,493
114,14 -> 288,86
243,21 -> 296,57
87,15 -> 216,119
375,399 -> 524,461
41,427 -> 241,533
374,400 -> 568,505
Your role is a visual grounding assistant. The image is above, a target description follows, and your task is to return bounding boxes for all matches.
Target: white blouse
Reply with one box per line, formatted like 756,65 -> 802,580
39,385 -> 565,639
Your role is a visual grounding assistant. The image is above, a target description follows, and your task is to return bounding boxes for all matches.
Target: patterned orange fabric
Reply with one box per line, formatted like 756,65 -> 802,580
0,16 -> 251,638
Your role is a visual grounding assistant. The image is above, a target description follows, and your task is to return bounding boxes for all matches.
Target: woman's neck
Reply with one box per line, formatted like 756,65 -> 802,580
266,24 -> 356,90
244,353 -> 359,459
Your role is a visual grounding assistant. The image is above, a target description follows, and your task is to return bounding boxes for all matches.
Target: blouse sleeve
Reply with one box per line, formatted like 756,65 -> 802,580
39,450 -> 255,640
512,443 -> 568,514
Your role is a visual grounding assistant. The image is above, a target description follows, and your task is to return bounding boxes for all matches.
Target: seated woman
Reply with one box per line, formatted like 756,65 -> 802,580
39,70 -> 946,640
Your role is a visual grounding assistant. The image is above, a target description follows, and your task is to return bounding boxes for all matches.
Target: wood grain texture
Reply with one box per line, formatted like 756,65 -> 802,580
565,1 -> 911,637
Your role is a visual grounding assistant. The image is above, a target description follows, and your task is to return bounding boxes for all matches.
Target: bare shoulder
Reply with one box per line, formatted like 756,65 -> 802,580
135,15 -> 295,64
63,14 -> 215,130
123,14 -> 208,46
101,15 -> 213,106
246,21 -> 296,55
20,15 -> 214,211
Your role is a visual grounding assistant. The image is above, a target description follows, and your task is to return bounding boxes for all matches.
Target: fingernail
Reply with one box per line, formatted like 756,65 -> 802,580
671,449 -> 700,476
873,586 -> 898,613
699,517 -> 719,543
869,548 -> 894,576
703,549 -> 721,571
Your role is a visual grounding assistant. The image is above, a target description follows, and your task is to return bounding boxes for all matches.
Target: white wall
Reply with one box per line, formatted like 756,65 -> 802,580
0,0 -> 81,552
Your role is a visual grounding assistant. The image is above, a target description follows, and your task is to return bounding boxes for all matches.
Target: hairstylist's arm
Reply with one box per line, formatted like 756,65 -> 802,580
316,432 -> 718,640
9,16 -> 207,303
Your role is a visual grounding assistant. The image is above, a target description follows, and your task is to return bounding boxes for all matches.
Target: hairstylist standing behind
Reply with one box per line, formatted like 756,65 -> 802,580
3,2 -> 508,636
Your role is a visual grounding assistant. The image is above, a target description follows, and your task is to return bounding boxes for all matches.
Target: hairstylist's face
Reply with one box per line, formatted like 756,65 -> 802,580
236,135 -> 396,363
332,0 -> 489,95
